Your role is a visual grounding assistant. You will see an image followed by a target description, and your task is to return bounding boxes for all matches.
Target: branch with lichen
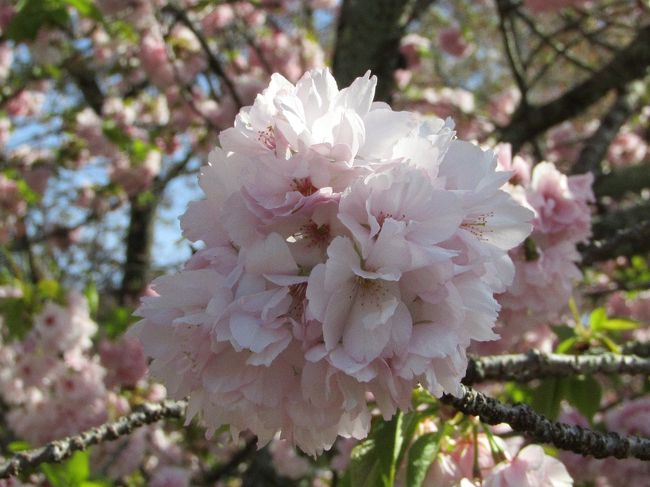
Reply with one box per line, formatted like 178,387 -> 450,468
463,350 -> 650,385
3,349 -> 650,479
441,385 -> 650,460
0,400 -> 186,479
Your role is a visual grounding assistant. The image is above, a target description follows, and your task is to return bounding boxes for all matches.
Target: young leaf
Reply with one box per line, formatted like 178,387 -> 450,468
406,430 -> 445,487
531,378 -> 566,420
565,375 -> 602,422
341,413 -> 408,487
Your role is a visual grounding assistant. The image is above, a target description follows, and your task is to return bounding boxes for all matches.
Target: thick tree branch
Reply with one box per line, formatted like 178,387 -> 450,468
580,218 -> 650,265
0,400 -> 186,479
119,197 -> 160,304
570,83 -> 643,175
591,200 -> 650,241
622,341 -> 650,358
499,24 -> 650,151
441,385 -> 650,460
332,0 -> 435,102
463,350 -> 650,385
594,161 -> 650,200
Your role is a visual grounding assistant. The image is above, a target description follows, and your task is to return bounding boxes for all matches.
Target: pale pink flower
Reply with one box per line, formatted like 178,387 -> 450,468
132,68 -> 533,454
0,0 -> 15,29
0,43 -> 13,82
400,34 -> 430,69
527,161 -> 593,243
140,31 -> 175,88
6,90 -> 44,118
605,396 -> 650,437
310,0 -> 338,9
99,336 -> 148,388
425,434 -> 509,486
607,130 -> 647,167
269,438 -> 311,479
546,122 -> 581,164
489,88 -> 520,126
484,445 -> 573,486
202,5 -> 235,34
34,293 -> 97,354
439,27 -> 473,58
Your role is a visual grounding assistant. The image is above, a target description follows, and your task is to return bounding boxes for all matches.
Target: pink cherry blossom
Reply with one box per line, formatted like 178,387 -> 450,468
132,68 -> 533,454
439,27 -> 474,58
483,444 -> 573,487
400,34 -> 430,70
607,130 -> 648,167
527,161 -> 593,243
99,336 -> 148,388
604,396 -> 650,437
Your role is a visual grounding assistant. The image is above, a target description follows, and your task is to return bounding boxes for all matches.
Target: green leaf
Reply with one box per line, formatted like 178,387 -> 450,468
41,451 -> 90,487
598,318 -> 638,332
406,430 -> 445,487
104,306 -> 137,338
63,0 -> 102,19
565,375 -> 602,422
38,279 -> 61,300
589,308 -> 607,330
551,325 -> 575,343
83,282 -> 99,318
555,337 -> 577,354
531,378 -> 566,420
8,440 -> 31,452
6,0 -> 69,41
505,383 -> 533,404
395,411 -> 423,472
342,413 -> 407,487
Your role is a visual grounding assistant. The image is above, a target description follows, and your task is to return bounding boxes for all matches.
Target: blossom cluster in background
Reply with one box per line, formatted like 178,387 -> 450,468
132,68 -> 533,455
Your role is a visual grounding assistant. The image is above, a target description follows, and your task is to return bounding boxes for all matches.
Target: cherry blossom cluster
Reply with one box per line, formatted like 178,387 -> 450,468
132,68 -> 533,455
482,145 -> 594,352
0,292 -> 152,447
0,293 -> 107,445
422,432 -> 572,486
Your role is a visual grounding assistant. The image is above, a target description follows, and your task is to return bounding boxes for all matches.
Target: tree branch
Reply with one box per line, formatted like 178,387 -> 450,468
162,4 -> 243,108
570,83 -> 643,175
441,385 -> 650,460
0,400 -> 186,479
591,200 -> 650,241
332,0 -> 435,102
463,350 -> 650,385
594,161 -> 650,200
499,24 -> 650,151
580,218 -> 650,266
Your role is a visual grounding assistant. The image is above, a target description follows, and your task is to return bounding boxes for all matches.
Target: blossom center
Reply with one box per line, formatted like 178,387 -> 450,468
461,212 -> 494,241
291,178 -> 318,196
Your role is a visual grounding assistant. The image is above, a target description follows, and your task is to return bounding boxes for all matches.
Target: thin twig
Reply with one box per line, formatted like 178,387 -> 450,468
163,4 -> 244,108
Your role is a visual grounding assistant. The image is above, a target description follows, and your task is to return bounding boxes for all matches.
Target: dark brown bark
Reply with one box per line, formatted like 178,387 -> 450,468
332,0 -> 435,102
119,197 -> 159,305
